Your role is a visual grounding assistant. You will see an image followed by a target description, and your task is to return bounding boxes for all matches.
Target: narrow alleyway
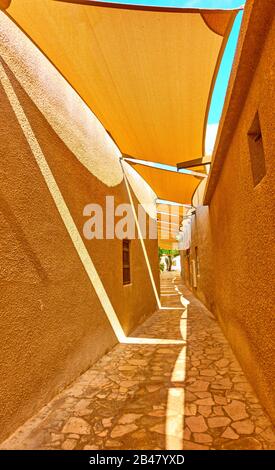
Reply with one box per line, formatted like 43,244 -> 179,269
1,273 -> 274,451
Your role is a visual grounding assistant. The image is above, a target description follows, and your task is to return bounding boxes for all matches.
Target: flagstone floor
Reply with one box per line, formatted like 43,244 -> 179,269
1,272 -> 274,450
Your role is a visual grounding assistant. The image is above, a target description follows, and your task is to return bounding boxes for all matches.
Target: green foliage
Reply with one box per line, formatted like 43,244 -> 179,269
158,247 -> 179,257
158,247 -> 180,272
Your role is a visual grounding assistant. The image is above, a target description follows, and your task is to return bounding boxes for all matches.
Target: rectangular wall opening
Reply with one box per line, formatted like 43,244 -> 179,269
247,111 -> 266,187
195,246 -> 200,278
122,239 -> 131,285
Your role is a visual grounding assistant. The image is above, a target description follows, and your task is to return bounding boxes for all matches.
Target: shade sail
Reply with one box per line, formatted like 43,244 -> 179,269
135,165 -> 202,205
157,202 -> 187,250
5,0 -> 239,204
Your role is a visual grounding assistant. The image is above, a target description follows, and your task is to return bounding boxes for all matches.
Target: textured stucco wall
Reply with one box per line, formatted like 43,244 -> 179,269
0,56 -> 159,443
185,6 -> 275,422
181,206 -> 215,313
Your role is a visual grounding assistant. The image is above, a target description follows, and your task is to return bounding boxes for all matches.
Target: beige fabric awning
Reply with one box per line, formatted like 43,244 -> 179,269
136,165 -> 202,205
157,202 -> 187,250
5,0 -> 239,204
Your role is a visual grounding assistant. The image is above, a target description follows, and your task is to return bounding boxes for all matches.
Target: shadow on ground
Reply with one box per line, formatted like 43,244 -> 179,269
1,272 -> 274,450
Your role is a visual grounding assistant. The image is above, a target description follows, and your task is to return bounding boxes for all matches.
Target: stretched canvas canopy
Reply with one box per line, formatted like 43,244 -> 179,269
4,0 -> 240,205
157,202 -> 188,249
136,165 -> 202,204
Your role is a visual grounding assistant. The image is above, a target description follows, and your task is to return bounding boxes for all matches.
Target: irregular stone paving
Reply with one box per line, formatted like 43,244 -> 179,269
1,272 -> 274,450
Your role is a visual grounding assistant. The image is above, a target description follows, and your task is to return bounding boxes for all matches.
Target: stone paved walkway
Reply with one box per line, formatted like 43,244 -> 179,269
1,272 -> 274,450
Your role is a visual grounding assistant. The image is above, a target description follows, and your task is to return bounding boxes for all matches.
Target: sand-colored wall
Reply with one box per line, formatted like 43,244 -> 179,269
0,55 -> 159,443
183,3 -> 275,421
181,205 -> 215,313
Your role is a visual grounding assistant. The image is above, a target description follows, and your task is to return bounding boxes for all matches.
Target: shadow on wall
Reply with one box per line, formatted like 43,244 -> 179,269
180,204 -> 216,313
0,190 -> 48,281
0,54 -> 159,442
